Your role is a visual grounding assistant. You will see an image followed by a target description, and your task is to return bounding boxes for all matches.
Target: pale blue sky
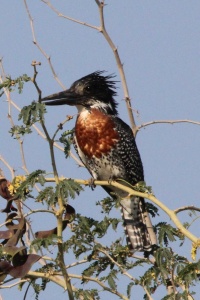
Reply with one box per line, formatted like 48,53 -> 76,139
1,1 -> 200,299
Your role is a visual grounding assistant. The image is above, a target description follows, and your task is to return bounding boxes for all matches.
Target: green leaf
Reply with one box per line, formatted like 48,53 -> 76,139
74,289 -> 100,300
155,222 -> 178,247
18,101 -> 46,126
14,170 -> 46,199
0,74 -> 31,96
36,186 -> 56,206
82,261 -> 99,277
127,282 -> 134,298
31,235 -> 59,251
104,270 -> 118,290
9,125 -> 32,137
111,218 -> 119,231
107,274 -> 117,290
145,202 -> 159,217
96,197 -> 115,214
59,130 -> 74,158
177,260 -> 200,284
56,179 -> 83,200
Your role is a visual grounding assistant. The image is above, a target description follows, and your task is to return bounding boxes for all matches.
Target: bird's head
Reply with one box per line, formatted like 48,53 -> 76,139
41,71 -> 118,115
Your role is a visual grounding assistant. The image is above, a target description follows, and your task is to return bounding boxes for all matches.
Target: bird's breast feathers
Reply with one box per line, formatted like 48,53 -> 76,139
75,108 -> 119,159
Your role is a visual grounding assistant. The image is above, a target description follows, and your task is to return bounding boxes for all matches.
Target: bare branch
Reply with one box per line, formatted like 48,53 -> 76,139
41,0 -> 99,30
137,119 -> 200,133
0,155 -> 15,179
95,0 -> 136,135
142,285 -> 154,300
174,205 -> 200,214
23,0 -> 66,89
0,279 -> 28,289
24,209 -> 55,218
51,115 -> 73,142
65,259 -> 88,270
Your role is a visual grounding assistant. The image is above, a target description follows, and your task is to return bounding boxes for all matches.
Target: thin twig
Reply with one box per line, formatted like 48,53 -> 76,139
23,0 -> 66,89
1,70 -> 28,176
52,115 -> 73,141
9,99 -> 83,166
174,205 -> 200,214
142,285 -> 154,300
24,209 -> 55,218
41,0 -> 99,30
65,259 -> 88,270
0,155 -> 15,179
184,215 -> 200,231
99,248 -> 136,282
0,279 -> 28,289
137,119 -> 200,133
95,0 -> 136,135
169,267 -> 177,298
69,273 -> 129,300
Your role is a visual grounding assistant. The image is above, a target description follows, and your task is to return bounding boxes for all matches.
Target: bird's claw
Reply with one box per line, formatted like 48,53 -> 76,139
87,178 -> 96,190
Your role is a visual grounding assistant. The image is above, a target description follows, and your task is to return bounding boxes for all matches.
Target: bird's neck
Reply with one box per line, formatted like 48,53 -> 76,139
76,101 -> 117,116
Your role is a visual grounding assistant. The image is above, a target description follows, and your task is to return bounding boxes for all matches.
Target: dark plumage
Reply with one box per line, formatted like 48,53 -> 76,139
41,71 -> 157,254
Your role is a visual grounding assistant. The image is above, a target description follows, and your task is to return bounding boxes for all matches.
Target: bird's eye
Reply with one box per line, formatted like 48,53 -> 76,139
85,85 -> 91,91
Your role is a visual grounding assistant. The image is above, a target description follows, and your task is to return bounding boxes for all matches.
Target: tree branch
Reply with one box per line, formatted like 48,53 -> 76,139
69,273 -> 129,300
98,247 -> 136,282
137,119 -> 200,133
31,65 -> 74,300
0,279 -> 28,289
41,0 -> 99,30
45,177 -> 200,246
27,271 -> 66,288
23,0 -> 66,89
0,155 -> 15,179
65,259 -> 88,270
174,205 -> 200,214
95,0 -> 136,135
0,66 -> 29,176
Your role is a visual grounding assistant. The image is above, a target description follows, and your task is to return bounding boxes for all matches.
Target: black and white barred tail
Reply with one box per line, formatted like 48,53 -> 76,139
120,196 -> 154,254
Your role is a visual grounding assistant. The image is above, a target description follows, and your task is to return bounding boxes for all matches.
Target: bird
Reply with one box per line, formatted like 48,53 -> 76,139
41,71 -> 157,255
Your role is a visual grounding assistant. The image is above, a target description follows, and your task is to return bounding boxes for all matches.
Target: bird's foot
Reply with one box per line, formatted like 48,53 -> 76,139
87,177 -> 96,190
107,175 -> 118,185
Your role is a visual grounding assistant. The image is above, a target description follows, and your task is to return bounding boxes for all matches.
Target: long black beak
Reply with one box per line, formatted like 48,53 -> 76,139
41,89 -> 82,106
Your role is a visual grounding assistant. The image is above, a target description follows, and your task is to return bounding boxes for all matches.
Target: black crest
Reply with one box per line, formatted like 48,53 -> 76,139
71,71 -> 118,115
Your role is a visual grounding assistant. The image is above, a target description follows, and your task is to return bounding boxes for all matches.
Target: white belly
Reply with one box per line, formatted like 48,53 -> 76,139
74,136 -> 122,180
